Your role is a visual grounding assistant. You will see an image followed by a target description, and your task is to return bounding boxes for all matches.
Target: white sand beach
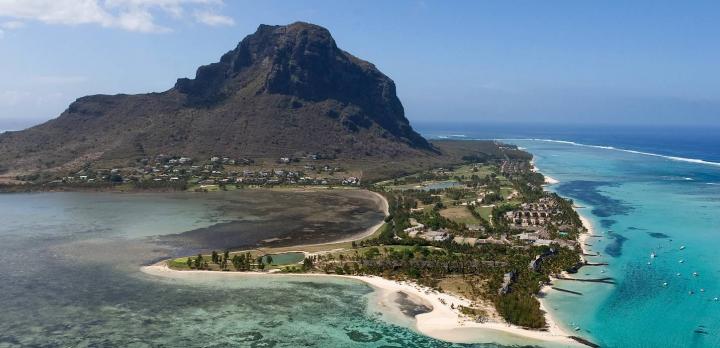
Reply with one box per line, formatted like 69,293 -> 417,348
531,160 -> 560,185
140,179 -> 590,347
142,263 -> 582,347
544,175 -> 560,185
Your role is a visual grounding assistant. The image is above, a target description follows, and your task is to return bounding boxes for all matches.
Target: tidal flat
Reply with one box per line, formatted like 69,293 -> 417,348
0,189 -> 475,347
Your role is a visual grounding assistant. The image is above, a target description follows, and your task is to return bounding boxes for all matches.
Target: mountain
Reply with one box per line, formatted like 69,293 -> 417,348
0,22 -> 505,181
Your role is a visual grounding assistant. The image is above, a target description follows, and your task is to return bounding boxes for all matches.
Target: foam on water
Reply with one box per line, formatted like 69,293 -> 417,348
496,138 -> 720,167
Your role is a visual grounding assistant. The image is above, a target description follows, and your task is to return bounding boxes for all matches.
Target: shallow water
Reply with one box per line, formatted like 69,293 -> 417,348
0,190 -> 511,347
511,140 -> 720,347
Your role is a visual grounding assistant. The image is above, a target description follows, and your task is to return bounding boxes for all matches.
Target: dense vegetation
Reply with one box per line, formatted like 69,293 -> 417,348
169,156 -> 586,330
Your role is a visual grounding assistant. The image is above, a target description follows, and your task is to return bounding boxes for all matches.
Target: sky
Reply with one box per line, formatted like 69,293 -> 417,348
0,0 -> 718,130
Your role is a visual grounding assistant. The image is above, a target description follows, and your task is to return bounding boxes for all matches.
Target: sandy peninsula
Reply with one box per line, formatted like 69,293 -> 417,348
140,178 -> 591,347
142,262 -> 582,347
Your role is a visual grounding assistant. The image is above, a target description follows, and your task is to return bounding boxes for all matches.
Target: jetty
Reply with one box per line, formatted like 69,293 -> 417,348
551,287 -> 583,295
570,336 -> 600,348
584,262 -> 609,266
557,276 -> 616,284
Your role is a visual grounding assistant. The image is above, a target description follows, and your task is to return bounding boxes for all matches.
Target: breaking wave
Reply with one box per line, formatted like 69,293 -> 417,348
497,138 -> 720,168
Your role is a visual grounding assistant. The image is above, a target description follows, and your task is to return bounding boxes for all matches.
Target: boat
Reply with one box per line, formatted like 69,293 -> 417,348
713,297 -> 718,301
700,288 -> 705,292
676,273 -> 681,276
693,272 -> 699,277
679,259 -> 684,263
662,282 -> 668,287
680,245 -> 686,250
651,251 -> 657,258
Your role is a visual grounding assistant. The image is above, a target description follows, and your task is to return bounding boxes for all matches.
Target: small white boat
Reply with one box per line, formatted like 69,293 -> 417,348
662,282 -> 668,287
680,245 -> 686,250
676,273 -> 681,276
574,326 -> 581,331
701,288 -> 705,292
679,259 -> 684,263
689,291 -> 695,295
713,297 -> 719,301
651,252 -> 657,258
693,272 -> 699,277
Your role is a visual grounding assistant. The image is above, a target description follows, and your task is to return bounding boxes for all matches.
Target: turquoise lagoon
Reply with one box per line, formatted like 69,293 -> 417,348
4,139 -> 719,347
0,191 -> 507,347
511,140 -> 720,347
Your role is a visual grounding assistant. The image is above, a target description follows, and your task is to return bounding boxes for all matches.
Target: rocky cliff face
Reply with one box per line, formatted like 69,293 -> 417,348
174,22 -> 430,148
0,22 -> 435,174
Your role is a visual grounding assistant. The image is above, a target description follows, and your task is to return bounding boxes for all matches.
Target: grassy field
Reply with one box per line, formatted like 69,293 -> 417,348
439,205 -> 482,224
475,206 -> 494,223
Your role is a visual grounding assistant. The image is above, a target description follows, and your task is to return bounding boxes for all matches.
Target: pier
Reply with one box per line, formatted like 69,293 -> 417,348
557,276 -> 616,284
570,336 -> 600,348
584,262 -> 609,266
551,287 -> 583,295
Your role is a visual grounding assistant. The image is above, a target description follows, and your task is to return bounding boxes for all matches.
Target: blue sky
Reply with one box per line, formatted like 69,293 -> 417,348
0,0 -> 718,130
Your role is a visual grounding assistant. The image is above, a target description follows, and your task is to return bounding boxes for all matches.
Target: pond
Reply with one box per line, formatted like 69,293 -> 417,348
267,252 -> 306,265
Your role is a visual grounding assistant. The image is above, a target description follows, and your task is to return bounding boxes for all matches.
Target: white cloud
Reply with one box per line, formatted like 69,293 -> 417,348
193,10 -> 233,26
116,9 -> 169,33
1,20 -> 24,29
0,0 -> 233,33
0,28 -> 4,38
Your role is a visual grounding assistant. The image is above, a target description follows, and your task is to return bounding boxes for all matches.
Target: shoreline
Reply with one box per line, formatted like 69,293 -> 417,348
544,175 -> 560,185
322,190 -> 389,244
141,263 -> 582,347
531,160 -> 559,185
254,189 -> 388,254
530,163 -> 597,343
537,183 -> 598,344
138,170 -> 589,347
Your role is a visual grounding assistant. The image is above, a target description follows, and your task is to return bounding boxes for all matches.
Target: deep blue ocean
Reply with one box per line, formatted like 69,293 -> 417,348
422,122 -> 720,347
418,122 -> 720,164
2,122 -> 719,347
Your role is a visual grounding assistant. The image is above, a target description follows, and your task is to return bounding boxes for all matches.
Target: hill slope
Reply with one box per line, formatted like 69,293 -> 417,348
0,22 -> 440,176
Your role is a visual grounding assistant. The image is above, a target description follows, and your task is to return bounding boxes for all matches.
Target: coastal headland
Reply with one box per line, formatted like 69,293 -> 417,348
142,155 -> 597,347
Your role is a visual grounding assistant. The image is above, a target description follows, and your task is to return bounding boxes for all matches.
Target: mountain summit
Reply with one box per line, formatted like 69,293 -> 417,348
174,22 -> 431,149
